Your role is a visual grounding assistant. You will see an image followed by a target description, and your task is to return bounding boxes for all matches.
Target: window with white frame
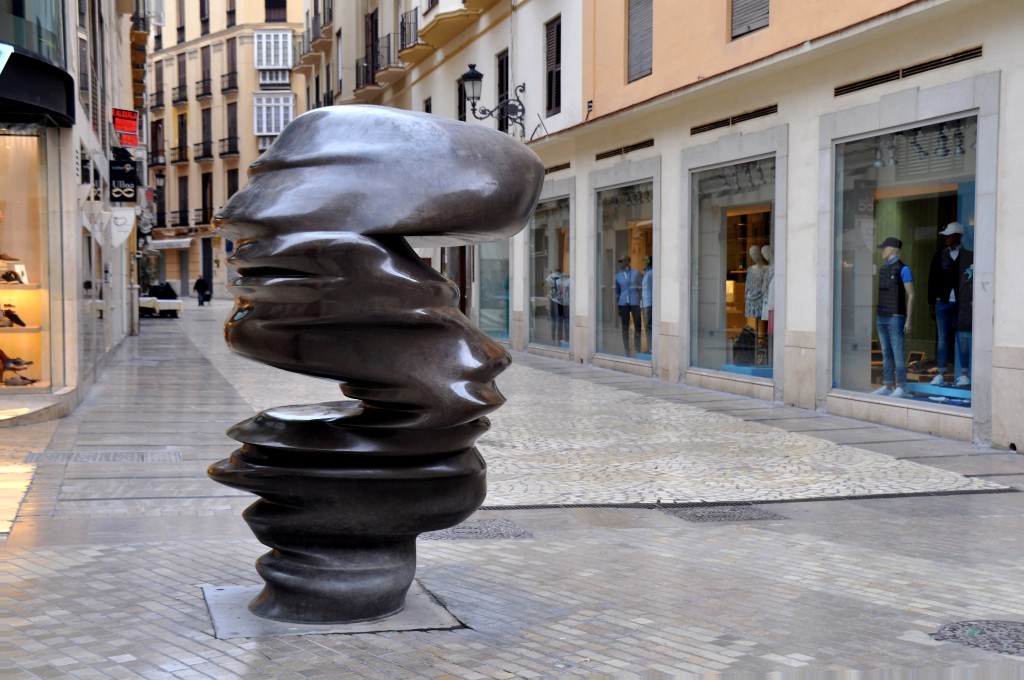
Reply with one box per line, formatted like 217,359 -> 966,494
254,31 -> 293,69
254,93 -> 294,136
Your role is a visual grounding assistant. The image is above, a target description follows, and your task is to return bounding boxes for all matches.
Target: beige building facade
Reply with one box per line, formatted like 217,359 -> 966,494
144,0 -> 305,299
295,0 -> 1023,448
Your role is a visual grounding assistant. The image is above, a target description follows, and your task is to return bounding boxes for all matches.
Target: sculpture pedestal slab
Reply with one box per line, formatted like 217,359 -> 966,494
203,581 -> 462,639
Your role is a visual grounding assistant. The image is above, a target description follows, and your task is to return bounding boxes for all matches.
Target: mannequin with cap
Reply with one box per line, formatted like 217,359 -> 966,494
927,221 -> 973,387
873,237 -> 915,399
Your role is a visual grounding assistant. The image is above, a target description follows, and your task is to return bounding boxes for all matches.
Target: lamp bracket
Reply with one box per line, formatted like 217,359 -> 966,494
471,83 -> 527,136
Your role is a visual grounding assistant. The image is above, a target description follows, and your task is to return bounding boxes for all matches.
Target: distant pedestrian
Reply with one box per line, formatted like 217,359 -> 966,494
193,275 -> 210,307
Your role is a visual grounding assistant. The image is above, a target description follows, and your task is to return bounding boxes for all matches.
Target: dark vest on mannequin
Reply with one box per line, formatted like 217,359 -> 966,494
877,258 -> 907,317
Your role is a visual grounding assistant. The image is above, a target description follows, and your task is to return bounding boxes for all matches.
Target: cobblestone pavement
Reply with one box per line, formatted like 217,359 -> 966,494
4,298 -> 1024,677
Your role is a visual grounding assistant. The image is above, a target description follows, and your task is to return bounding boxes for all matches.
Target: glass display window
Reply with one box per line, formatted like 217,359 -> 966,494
478,239 -> 510,341
833,116 -> 977,407
529,197 -> 571,348
0,122 -> 55,390
690,158 -> 776,376
596,182 -> 653,358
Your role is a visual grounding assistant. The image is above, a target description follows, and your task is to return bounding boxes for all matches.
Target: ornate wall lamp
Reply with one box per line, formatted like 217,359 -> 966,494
462,64 -> 526,136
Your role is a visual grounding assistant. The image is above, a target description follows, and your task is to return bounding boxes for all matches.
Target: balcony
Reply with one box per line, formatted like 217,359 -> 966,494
193,140 -> 214,161
399,9 -> 432,65
258,69 -> 291,88
193,207 -> 213,226
353,58 -> 383,101
150,90 -> 164,110
195,78 -> 212,99
298,32 -> 320,68
419,6 -> 481,49
172,85 -> 188,105
170,145 -> 189,164
219,136 -> 240,157
148,151 -> 166,167
131,14 -> 148,45
171,209 -> 190,227
375,34 -> 406,85
311,14 -> 331,52
154,210 -> 167,230
322,90 -> 333,106
221,71 -> 238,93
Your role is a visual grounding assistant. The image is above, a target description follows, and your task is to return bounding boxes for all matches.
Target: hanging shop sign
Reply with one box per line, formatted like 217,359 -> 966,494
112,108 -> 139,147
109,159 -> 140,203
109,207 -> 137,248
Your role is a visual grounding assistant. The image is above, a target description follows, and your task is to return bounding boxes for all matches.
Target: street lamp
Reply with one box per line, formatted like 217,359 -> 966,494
461,64 -> 526,136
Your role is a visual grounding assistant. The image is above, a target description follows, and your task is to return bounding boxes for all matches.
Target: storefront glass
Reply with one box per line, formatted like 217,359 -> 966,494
478,239 -> 509,340
690,159 -> 776,375
833,116 -> 977,407
596,183 -> 653,358
529,197 -> 570,348
0,122 -> 55,390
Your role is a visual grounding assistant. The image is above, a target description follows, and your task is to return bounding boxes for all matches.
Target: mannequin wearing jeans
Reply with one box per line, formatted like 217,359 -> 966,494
873,237 -> 915,399
927,222 -> 973,387
614,255 -> 642,355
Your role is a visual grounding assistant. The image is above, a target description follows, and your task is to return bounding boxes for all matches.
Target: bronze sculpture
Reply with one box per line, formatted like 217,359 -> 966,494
208,106 -> 544,623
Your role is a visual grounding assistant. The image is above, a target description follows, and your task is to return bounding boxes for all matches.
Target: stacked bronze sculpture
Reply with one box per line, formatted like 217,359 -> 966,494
209,106 -> 543,623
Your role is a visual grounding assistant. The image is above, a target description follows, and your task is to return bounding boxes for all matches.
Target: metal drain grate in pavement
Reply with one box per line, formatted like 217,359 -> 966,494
662,504 -> 788,522
25,450 -> 183,464
932,621 -> 1024,655
421,518 -> 533,540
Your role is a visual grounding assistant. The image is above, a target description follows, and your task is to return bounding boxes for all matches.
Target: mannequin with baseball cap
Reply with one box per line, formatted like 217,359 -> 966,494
873,237 -> 915,398
927,221 -> 973,387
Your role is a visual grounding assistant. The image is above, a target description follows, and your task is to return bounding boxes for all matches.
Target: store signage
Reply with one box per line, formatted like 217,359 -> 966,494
112,108 -> 139,147
109,160 -> 139,203
109,208 -> 137,248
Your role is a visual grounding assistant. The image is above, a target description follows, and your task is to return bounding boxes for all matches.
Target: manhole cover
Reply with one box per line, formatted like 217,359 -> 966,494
932,621 -> 1024,656
662,505 -> 787,522
421,518 -> 532,540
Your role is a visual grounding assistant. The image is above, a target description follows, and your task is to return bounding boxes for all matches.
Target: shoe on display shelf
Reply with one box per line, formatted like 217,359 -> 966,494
954,374 -> 971,387
930,374 -> 945,386
872,386 -> 893,396
890,387 -> 911,399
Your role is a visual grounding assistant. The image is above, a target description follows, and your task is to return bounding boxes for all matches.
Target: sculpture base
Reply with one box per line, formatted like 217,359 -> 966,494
209,444 -> 486,624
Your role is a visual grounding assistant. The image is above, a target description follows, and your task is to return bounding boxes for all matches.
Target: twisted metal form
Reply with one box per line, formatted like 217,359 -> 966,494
208,106 -> 543,623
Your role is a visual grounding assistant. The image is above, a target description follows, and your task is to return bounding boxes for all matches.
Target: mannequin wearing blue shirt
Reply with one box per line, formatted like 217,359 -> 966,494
873,237 -> 916,399
614,255 -> 643,354
641,256 -> 653,353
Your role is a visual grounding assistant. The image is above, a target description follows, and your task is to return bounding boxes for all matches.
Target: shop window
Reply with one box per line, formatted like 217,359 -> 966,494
529,197 -> 570,348
0,123 -> 55,389
479,240 -> 510,341
597,183 -> 653,358
691,158 -> 776,376
833,116 -> 977,407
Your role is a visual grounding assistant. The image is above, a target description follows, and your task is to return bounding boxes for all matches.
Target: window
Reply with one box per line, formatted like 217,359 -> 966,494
199,0 -> 209,34
336,29 -> 343,91
265,0 -> 286,22
627,0 -> 653,82
530,197 -> 571,348
227,168 -> 239,199
226,0 -> 236,27
424,97 -> 432,114
545,16 -> 561,117
78,37 -> 89,92
833,117 -> 977,405
226,102 -> 237,137
176,0 -> 185,42
731,0 -> 769,39
255,31 -> 294,69
597,183 -> 653,357
496,50 -> 509,133
176,53 -> 186,88
457,80 -> 466,121
691,159 -> 776,376
254,93 -> 295,136
177,175 -> 189,222
479,240 -> 511,340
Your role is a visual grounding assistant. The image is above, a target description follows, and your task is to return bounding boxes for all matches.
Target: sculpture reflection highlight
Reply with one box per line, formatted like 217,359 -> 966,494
208,106 -> 543,624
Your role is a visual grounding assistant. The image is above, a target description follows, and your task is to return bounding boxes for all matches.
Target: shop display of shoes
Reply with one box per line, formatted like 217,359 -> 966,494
954,374 -> 971,387
0,252 -> 20,262
890,386 -> 911,399
3,309 -> 26,327
4,375 -> 37,386
872,386 -> 893,396
930,374 -> 945,386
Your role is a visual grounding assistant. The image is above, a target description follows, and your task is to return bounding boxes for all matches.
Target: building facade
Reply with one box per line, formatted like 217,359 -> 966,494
298,0 -> 1022,448
144,0 -> 305,298
0,0 -> 141,420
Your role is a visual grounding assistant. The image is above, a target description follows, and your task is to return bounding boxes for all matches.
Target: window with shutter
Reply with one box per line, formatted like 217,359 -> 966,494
627,0 -> 652,82
497,50 -> 509,133
545,16 -> 561,117
731,0 -> 769,39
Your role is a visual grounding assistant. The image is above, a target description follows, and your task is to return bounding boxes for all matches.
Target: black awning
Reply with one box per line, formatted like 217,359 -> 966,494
0,49 -> 74,127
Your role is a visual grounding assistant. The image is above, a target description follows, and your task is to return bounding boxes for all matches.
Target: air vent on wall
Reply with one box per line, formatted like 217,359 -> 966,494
544,162 -> 570,174
595,138 -> 654,161
834,46 -> 982,97
690,105 -> 778,136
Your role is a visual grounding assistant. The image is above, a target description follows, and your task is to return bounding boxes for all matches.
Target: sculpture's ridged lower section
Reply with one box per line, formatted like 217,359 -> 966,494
209,444 -> 486,624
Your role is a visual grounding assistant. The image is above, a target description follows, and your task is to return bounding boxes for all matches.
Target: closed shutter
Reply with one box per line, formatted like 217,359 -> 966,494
732,0 -> 769,38
545,17 -> 561,116
627,0 -> 653,82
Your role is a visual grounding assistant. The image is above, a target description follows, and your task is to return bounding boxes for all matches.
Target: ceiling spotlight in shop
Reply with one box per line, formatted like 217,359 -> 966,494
934,125 -> 950,157
873,144 -> 884,168
953,127 -> 966,155
910,131 -> 929,159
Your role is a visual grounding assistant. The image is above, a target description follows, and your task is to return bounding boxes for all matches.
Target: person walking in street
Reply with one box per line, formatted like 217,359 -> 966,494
193,275 -> 210,307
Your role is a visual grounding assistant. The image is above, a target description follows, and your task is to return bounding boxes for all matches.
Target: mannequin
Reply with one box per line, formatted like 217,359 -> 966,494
744,245 -> 766,332
760,245 -> 774,362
